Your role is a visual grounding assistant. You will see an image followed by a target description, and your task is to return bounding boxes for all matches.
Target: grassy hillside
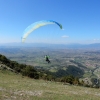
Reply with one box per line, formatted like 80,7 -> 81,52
0,70 -> 100,100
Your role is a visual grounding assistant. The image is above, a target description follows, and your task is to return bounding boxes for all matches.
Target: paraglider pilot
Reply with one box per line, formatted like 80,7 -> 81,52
45,55 -> 51,63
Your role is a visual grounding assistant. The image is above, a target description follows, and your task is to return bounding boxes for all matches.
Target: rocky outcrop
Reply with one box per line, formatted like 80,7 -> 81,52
0,61 -> 14,72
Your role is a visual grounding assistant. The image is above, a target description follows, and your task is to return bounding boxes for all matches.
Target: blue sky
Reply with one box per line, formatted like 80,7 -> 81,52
0,0 -> 100,44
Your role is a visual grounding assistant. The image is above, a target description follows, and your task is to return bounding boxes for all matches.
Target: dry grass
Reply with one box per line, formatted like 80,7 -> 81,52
0,70 -> 100,100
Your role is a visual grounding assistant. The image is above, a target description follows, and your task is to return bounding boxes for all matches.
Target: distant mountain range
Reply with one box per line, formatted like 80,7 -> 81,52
0,43 -> 100,49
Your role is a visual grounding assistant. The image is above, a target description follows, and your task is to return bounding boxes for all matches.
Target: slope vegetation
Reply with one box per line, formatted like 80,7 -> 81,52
0,70 -> 100,100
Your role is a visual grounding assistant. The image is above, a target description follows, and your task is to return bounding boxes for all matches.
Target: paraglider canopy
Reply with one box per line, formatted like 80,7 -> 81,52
22,20 -> 62,42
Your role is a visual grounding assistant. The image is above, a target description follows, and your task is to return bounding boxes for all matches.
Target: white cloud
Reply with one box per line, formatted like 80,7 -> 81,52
62,35 -> 69,38
93,39 -> 100,41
